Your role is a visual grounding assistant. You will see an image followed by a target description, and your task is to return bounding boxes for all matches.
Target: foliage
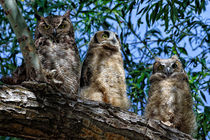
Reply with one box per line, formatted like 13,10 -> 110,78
0,0 -> 209,139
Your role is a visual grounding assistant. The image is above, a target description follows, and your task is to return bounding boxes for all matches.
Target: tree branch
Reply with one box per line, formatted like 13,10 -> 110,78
0,0 -> 41,80
0,84 -> 195,140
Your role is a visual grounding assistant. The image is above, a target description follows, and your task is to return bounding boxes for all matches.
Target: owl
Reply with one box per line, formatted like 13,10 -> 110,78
79,30 -> 129,109
34,11 -> 81,94
144,55 -> 196,135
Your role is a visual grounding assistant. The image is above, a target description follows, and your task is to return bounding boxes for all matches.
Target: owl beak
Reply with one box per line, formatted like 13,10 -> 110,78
166,67 -> 172,76
53,29 -> 57,37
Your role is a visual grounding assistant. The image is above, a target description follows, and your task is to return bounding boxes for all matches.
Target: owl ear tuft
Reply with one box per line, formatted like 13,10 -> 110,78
35,13 -> 44,21
155,57 -> 161,62
64,10 -> 70,18
93,32 -> 99,43
171,55 -> 179,60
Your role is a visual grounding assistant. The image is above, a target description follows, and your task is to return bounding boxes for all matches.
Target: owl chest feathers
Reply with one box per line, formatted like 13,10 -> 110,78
87,47 -> 125,91
36,36 -> 76,59
35,36 -> 80,90
149,76 -> 191,107
93,48 -> 124,75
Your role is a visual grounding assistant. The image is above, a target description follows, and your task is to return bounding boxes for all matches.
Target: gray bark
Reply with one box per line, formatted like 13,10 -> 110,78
0,83 -> 194,140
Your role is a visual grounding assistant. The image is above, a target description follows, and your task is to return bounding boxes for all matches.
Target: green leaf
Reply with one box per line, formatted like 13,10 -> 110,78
178,47 -> 188,55
200,91 -> 207,103
164,5 -> 169,31
137,73 -> 145,83
146,11 -> 150,27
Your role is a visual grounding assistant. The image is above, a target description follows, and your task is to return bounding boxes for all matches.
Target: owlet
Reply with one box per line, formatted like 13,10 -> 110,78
34,11 -> 81,94
80,30 -> 129,109
144,55 -> 196,135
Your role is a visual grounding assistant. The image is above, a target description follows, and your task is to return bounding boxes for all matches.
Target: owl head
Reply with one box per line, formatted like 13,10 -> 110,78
35,11 -> 74,40
90,30 -> 121,51
153,55 -> 184,76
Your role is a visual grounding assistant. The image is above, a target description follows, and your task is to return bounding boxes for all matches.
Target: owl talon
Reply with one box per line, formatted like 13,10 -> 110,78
46,69 -> 57,79
52,79 -> 63,85
161,121 -> 174,127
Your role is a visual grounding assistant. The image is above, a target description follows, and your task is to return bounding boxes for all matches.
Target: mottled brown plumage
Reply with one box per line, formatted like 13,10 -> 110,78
145,55 -> 196,135
80,30 -> 129,109
34,11 -> 81,94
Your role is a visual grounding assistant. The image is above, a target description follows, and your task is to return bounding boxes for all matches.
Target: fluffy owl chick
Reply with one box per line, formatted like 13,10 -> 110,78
144,55 -> 196,135
34,11 -> 81,94
80,30 -> 129,109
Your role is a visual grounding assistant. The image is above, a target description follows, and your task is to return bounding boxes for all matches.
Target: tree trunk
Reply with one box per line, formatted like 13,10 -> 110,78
0,83 -> 194,140
0,0 -> 42,80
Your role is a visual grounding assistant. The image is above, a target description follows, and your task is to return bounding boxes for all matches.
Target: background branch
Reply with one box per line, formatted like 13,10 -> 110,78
0,0 -> 41,80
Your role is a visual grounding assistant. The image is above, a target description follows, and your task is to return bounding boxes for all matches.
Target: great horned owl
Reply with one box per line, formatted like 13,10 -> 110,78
80,30 -> 129,109
34,11 -> 81,94
144,55 -> 196,135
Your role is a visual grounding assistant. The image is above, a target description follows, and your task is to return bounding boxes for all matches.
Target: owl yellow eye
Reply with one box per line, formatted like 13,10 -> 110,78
44,25 -> 50,30
158,65 -> 164,70
102,34 -> 108,39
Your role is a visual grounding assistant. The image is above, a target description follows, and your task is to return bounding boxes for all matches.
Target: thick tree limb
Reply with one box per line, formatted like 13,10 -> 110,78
0,84 -> 194,140
0,0 -> 41,80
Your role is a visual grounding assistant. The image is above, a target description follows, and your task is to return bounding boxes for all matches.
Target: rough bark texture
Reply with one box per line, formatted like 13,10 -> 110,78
0,83 -> 195,140
0,0 -> 42,80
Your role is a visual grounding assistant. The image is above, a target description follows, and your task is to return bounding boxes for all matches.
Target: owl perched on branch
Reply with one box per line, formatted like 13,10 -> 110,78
144,55 -> 196,135
34,11 -> 81,94
80,30 -> 129,109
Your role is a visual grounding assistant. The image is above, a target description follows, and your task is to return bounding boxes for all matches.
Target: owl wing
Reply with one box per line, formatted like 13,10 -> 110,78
80,52 -> 93,88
